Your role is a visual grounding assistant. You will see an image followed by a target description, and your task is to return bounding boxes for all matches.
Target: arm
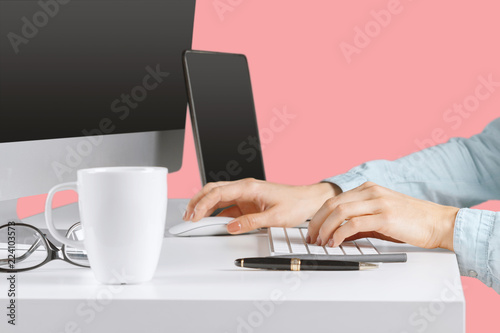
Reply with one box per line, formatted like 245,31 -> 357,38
317,118 -> 500,293
323,118 -> 500,207
185,118 -> 500,292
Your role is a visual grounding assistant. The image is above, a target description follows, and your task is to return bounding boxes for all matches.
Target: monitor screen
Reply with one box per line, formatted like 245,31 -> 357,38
184,51 -> 266,184
0,0 -> 195,143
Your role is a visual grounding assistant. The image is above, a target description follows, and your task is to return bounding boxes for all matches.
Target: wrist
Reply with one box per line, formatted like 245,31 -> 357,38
304,182 -> 341,210
439,206 -> 460,251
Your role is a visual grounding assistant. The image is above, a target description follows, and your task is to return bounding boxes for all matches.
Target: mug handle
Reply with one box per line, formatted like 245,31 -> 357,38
45,182 -> 85,250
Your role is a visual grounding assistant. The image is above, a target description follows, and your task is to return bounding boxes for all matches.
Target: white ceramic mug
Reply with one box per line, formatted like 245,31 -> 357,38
45,167 -> 167,284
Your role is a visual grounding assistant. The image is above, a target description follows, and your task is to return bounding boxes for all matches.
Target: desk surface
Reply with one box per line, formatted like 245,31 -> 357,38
1,199 -> 465,333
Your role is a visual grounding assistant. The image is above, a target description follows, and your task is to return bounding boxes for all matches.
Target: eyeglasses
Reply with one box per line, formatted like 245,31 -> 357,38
0,221 -> 90,272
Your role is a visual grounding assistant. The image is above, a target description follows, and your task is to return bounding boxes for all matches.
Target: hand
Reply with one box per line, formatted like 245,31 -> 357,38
184,178 -> 341,234
307,182 -> 459,251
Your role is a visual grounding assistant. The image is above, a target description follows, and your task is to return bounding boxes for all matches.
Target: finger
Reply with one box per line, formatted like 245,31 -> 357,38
216,205 -> 243,218
316,199 -> 382,246
191,180 -> 257,221
344,232 -> 380,241
204,202 -> 238,218
226,209 -> 276,234
227,207 -> 286,234
184,181 -> 231,220
307,185 -> 377,243
330,215 -> 383,247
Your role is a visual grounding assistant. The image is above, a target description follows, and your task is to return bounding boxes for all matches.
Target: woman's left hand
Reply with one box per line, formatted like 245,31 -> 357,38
306,182 -> 460,251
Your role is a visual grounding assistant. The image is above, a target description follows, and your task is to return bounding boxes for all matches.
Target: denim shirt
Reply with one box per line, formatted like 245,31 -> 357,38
324,118 -> 500,294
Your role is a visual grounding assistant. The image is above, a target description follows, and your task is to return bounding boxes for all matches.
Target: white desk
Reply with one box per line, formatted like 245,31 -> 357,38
1,199 -> 464,333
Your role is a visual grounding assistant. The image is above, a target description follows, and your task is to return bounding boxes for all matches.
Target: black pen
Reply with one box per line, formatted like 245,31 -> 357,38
234,257 -> 378,271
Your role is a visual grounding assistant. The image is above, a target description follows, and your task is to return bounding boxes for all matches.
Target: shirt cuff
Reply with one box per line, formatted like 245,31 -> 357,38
453,208 -> 495,287
322,172 -> 369,193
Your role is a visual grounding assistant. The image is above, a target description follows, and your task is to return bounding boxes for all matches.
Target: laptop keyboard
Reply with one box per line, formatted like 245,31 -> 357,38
269,227 -> 379,256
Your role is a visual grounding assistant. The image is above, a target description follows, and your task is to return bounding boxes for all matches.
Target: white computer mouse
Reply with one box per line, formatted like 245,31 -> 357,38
168,216 -> 235,236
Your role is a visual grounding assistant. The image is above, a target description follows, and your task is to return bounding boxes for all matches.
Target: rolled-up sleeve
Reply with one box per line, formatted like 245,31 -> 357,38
322,118 -> 500,293
454,208 -> 500,292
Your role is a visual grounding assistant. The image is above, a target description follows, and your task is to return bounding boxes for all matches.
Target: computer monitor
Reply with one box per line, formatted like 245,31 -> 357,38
0,0 -> 196,221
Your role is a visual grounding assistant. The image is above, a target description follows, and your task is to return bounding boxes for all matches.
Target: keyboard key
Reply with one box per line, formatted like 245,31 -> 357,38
340,241 -> 361,255
307,243 -> 327,255
270,228 -> 290,254
325,245 -> 344,255
354,239 -> 379,255
286,228 -> 309,254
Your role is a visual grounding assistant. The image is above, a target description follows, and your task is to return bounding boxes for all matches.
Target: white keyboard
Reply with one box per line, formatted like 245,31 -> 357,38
269,227 -> 379,255
268,227 -> 407,262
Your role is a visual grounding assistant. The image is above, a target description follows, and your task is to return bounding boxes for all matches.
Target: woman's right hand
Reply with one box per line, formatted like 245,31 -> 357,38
184,178 -> 341,234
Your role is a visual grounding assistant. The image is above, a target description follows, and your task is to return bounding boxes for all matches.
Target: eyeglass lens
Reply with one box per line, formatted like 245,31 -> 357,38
64,223 -> 89,267
0,224 -> 48,270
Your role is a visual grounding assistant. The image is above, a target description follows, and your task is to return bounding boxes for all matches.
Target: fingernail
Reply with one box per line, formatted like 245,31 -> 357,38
227,221 -> 241,233
305,233 -> 311,244
182,210 -> 187,220
315,237 -> 322,246
328,239 -> 334,247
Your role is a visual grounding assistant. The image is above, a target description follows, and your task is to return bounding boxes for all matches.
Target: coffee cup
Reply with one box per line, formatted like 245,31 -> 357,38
45,167 -> 167,284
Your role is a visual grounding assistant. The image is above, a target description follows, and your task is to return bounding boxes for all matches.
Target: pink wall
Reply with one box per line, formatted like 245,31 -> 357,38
18,0 -> 500,331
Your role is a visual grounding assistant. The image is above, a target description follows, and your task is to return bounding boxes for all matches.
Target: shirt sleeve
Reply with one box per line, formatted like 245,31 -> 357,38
322,117 -> 500,293
323,118 -> 500,207
454,208 -> 500,293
